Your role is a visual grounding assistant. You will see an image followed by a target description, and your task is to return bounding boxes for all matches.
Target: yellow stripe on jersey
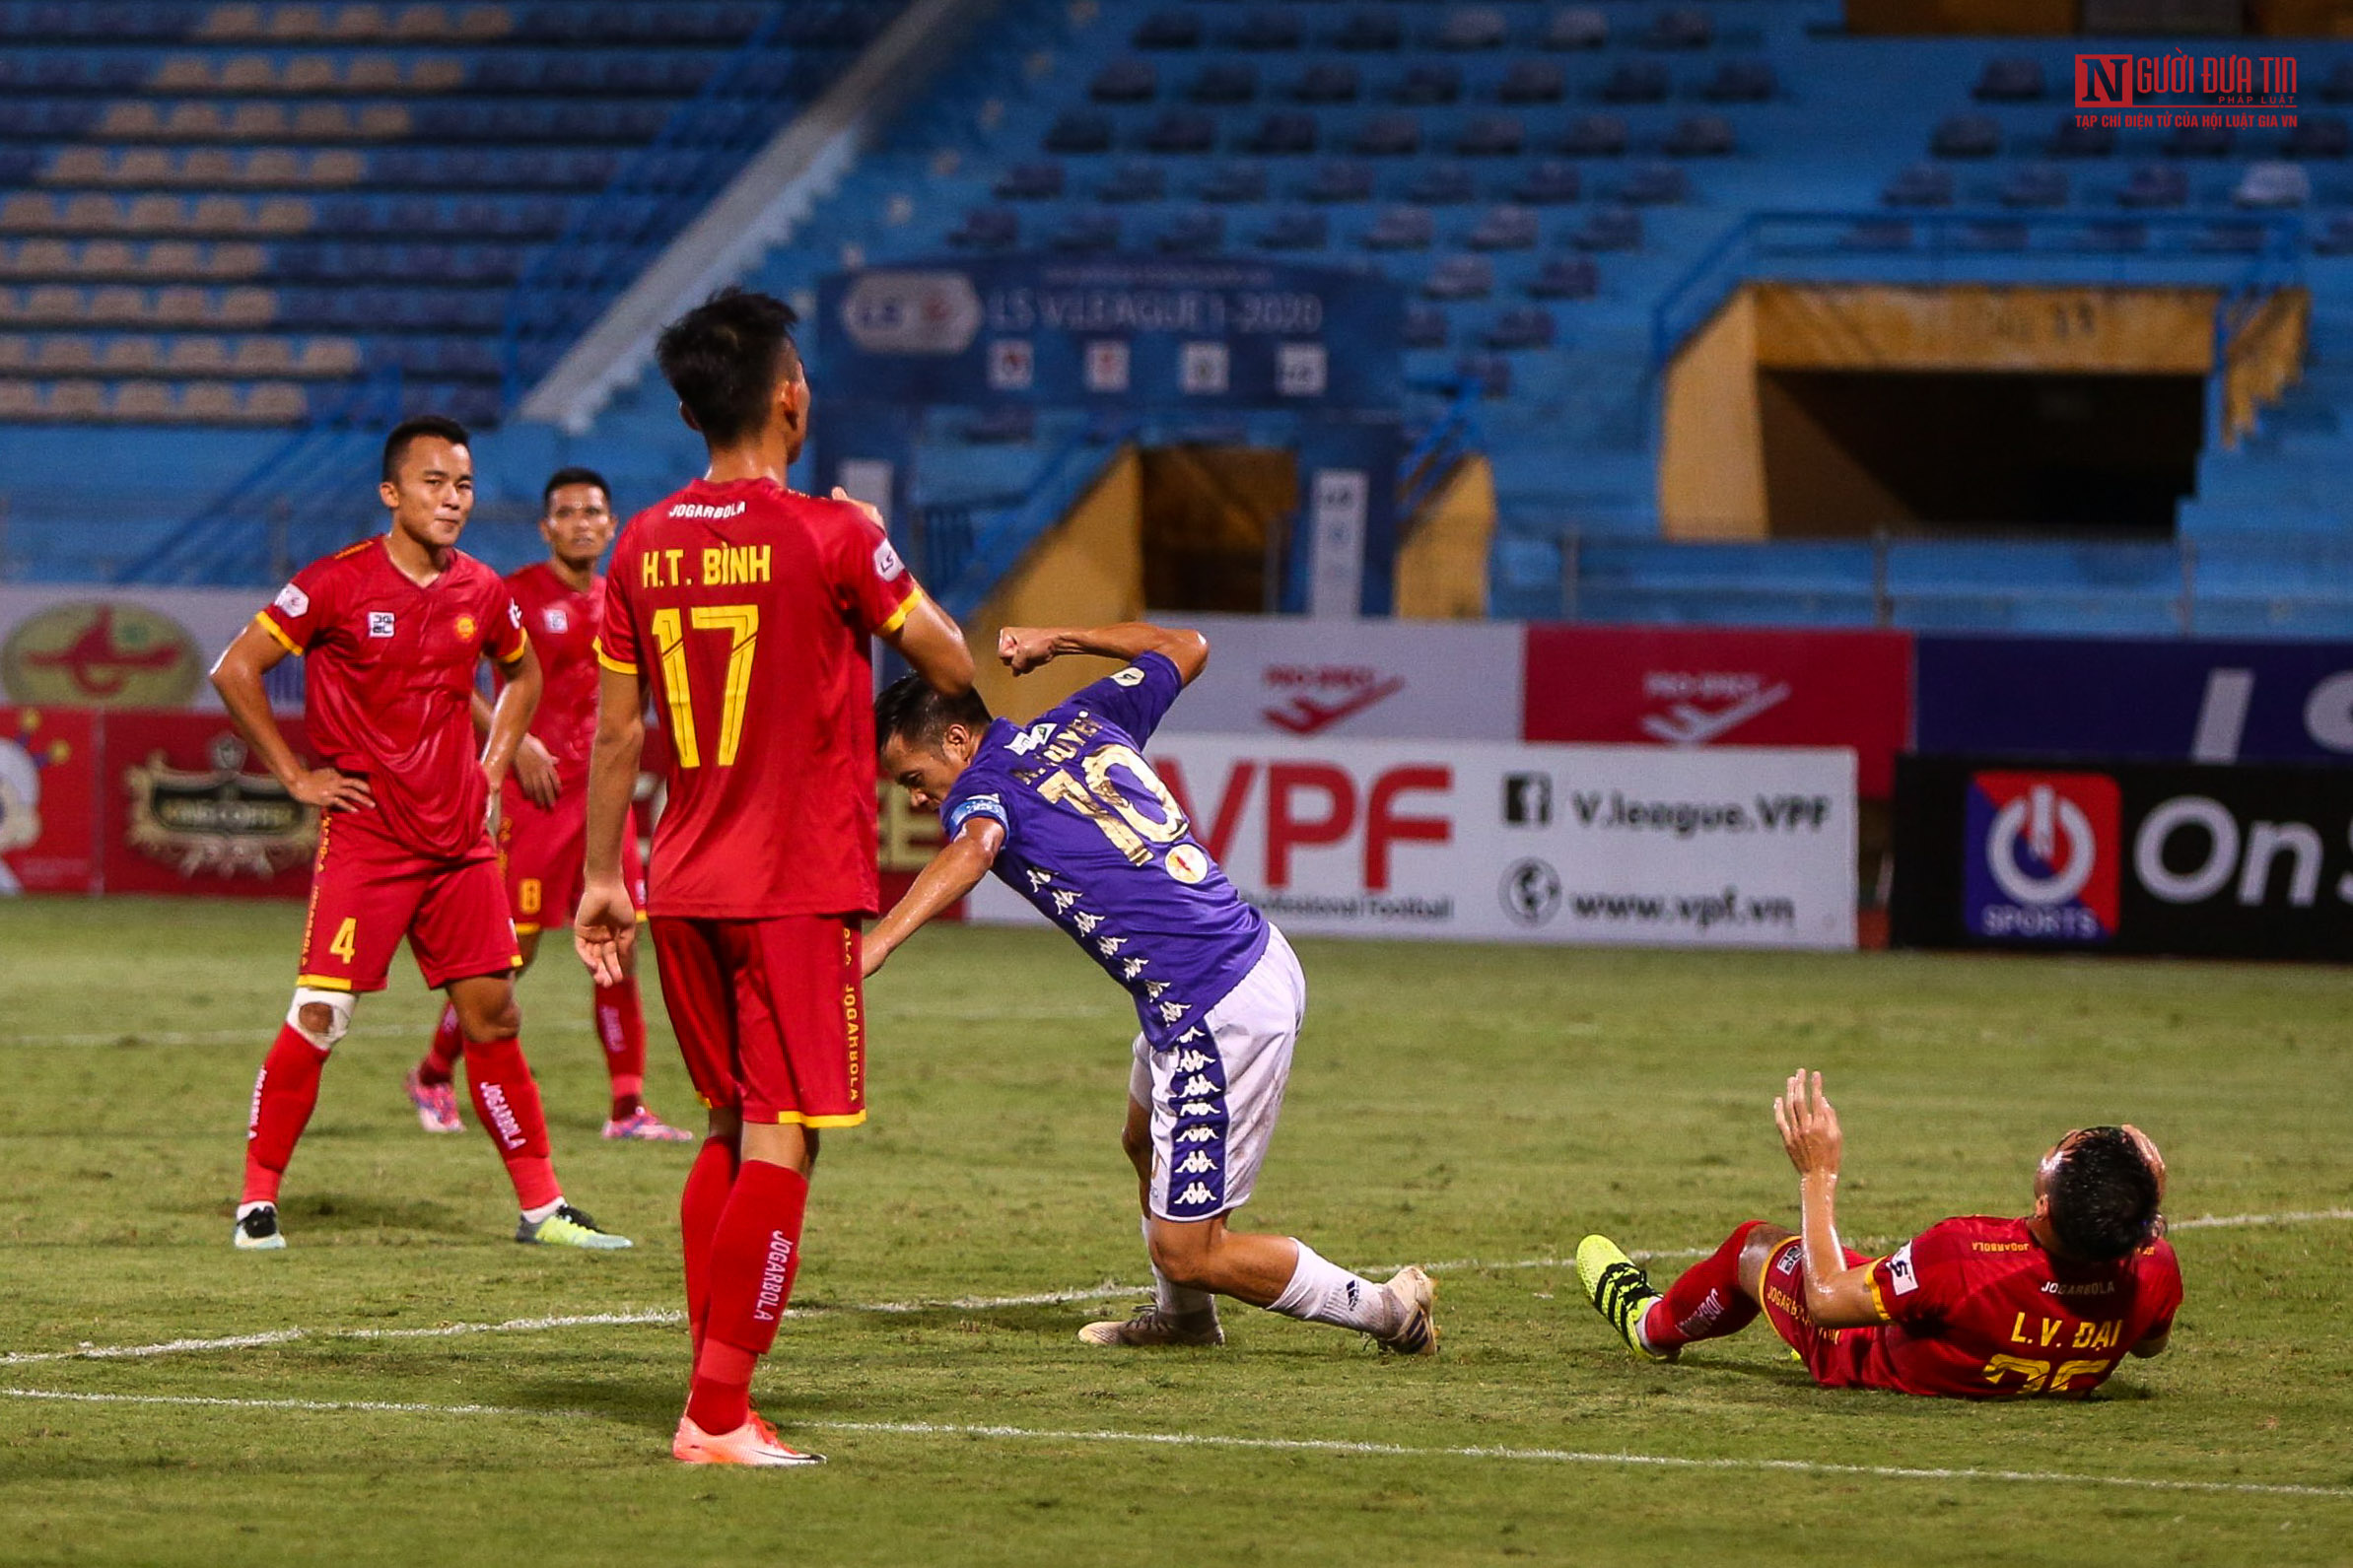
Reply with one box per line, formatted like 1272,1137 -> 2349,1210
876,585 -> 925,638
593,636 -> 638,675
255,610 -> 304,655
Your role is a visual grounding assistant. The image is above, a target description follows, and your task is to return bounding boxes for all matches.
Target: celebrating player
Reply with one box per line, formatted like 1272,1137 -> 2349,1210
210,416 -> 631,1253
869,622 -> 1439,1358
1576,1071 -> 2180,1398
403,466 -> 690,1143
573,288 -> 975,1467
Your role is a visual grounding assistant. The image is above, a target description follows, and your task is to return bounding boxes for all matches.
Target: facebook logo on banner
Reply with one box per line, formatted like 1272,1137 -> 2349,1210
1965,772 -> 2121,942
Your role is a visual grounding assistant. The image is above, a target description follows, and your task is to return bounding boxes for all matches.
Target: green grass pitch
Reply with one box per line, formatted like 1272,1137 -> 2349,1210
1,897 -> 2349,1565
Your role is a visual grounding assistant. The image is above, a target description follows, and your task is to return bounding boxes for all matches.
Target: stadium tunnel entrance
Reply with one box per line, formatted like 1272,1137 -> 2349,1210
1659,283 -> 2308,540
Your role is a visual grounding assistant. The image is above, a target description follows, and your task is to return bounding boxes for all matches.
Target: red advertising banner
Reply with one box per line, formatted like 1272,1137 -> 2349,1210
100,709 -> 321,898
1522,625 -> 1912,798
0,707 -> 100,893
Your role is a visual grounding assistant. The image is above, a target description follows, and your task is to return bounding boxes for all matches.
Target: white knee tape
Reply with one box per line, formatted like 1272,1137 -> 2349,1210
288,988 -> 355,1051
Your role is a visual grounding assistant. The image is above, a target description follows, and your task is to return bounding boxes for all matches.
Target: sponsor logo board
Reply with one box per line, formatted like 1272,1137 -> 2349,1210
969,735 -> 1856,950
1152,614 -> 1523,742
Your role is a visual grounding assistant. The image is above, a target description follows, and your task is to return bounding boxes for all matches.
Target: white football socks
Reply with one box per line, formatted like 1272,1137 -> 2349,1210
1269,1241 -> 1407,1336
521,1196 -> 566,1225
1144,1214 -> 1217,1319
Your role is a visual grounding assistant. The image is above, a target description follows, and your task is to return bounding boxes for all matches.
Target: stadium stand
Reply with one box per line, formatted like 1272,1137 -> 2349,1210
3,0 -> 2351,634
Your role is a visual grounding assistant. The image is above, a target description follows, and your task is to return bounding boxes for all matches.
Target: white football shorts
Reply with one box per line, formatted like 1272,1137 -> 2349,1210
1128,922 -> 1303,1223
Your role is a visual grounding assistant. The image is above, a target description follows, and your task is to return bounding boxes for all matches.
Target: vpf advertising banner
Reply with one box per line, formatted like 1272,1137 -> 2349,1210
1522,625 -> 1911,798
967,735 -> 1857,950
1894,755 -> 2353,960
1914,635 -> 2353,767
1152,613 -> 1524,742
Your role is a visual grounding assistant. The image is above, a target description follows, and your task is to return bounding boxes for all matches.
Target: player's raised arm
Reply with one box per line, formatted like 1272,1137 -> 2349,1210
210,620 -> 374,813
998,621 -> 1210,686
863,814 -> 1003,979
1772,1070 -> 1887,1329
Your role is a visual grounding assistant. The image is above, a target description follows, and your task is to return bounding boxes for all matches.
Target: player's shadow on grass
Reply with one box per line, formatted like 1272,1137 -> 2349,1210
223,1192 -> 472,1237
502,1375 -> 684,1428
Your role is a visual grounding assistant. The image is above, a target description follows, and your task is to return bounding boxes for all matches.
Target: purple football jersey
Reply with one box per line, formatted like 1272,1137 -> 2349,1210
940,651 -> 1270,1049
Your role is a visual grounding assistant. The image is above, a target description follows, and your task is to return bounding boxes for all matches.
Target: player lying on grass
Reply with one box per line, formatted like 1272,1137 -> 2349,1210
404,465 -> 690,1144
1577,1070 -> 2179,1398
210,415 -> 630,1253
870,621 -> 1437,1355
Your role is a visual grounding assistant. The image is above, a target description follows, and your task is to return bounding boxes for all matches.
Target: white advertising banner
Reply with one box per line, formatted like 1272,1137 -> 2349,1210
968,734 -> 1858,950
1156,613 -> 1523,742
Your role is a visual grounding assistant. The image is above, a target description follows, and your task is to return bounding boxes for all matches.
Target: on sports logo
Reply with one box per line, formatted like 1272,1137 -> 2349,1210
1966,771 -> 2121,942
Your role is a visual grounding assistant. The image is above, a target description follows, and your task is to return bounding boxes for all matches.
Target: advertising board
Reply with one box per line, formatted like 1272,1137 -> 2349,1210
1894,754 -> 2353,960
1152,614 -> 1524,742
967,734 -> 1857,950
0,706 -> 99,894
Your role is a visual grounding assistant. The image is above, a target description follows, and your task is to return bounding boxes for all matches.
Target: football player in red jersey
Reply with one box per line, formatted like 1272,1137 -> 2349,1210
210,415 -> 631,1254
1577,1071 -> 2180,1398
574,288 -> 974,1466
403,466 -> 690,1143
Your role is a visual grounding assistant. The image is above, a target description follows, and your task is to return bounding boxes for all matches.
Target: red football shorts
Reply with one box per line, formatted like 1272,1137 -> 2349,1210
498,781 -> 646,936
649,915 -> 866,1126
297,809 -> 520,993
1757,1234 -> 1881,1389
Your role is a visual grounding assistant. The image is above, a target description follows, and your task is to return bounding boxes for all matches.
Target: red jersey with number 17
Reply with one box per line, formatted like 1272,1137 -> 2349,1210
597,476 -> 926,919
257,536 -> 528,860
1831,1215 -> 2182,1398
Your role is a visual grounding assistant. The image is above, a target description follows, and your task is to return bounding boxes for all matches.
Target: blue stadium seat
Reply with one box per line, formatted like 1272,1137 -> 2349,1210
1090,59 -> 1158,103
1044,110 -> 1114,153
2286,115 -> 2348,159
1598,61 -> 1670,103
1569,204 -> 1642,249
1454,114 -> 1524,157
1559,114 -> 1627,157
1196,162 -> 1269,203
1972,56 -> 2046,102
1528,254 -> 1600,298
2324,59 -> 2353,102
2234,163 -> 2311,209
1330,8 -> 1404,50
1404,302 -> 1449,346
1998,164 -> 2069,208
1241,111 -> 1319,155
948,207 -> 1019,248
1288,62 -> 1360,102
1703,59 -> 1776,102
1361,205 -> 1436,248
1931,114 -> 2003,159
1255,209 -> 1328,249
1882,163 -> 1953,207
1498,60 -> 1565,103
1512,160 -> 1582,204
1467,204 -> 1540,249
1188,62 -> 1259,103
2316,214 -> 2353,253
2168,123 -> 2234,159
1047,210 -> 1120,251
1095,162 -> 1166,202
1142,109 -> 1216,154
1665,114 -> 1735,157
1392,63 -> 1463,105
1154,208 -> 1225,252
1484,307 -> 1556,350
2119,163 -> 2188,208
993,162 -> 1068,200
1404,163 -> 1476,204
1352,112 -> 1421,156
1643,7 -> 1713,49
1617,163 -> 1688,205
1300,160 -> 1374,202
1433,7 -> 1508,50
1223,8 -> 1303,51
1422,254 -> 1493,299
1541,7 -> 1608,49
1133,10 -> 1203,49
2048,115 -> 2115,158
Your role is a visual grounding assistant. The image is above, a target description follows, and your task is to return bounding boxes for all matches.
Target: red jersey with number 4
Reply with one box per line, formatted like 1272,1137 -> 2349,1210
504,561 -> 604,779
1849,1215 -> 2181,1398
597,476 -> 926,919
258,537 -> 528,860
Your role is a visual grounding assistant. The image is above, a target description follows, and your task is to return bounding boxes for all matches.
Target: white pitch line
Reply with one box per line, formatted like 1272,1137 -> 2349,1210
0,1023 -> 422,1049
3,1390 -> 2345,1500
8,1206 -> 2347,1367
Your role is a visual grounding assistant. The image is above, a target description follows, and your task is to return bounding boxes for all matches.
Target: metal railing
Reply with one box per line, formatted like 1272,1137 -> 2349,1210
1647,209 -> 2308,445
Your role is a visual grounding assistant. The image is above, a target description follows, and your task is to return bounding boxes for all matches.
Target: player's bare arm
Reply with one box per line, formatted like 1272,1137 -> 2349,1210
209,621 -> 374,813
1773,1069 -> 1887,1329
479,642 -> 542,833
864,815 -> 1004,979
575,661 -> 647,987
998,621 -> 1210,686
888,592 -> 977,698
470,688 -> 560,805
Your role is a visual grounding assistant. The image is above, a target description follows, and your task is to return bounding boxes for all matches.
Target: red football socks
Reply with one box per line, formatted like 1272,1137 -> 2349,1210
242,1023 -> 328,1205
1642,1220 -> 1768,1353
686,1159 -> 811,1434
416,1004 -> 463,1088
460,1037 -> 561,1212
679,1134 -> 740,1362
593,975 -> 648,1118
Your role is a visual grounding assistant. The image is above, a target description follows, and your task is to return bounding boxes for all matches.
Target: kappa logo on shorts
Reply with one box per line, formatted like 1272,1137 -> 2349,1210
1173,1182 -> 1216,1208
1175,1150 -> 1218,1175
368,612 -> 395,639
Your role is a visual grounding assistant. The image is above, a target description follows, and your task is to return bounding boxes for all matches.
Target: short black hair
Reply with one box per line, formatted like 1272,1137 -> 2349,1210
654,286 -> 803,448
2045,1126 -> 2162,1261
381,414 -> 470,483
876,672 -> 992,757
541,466 -> 611,512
